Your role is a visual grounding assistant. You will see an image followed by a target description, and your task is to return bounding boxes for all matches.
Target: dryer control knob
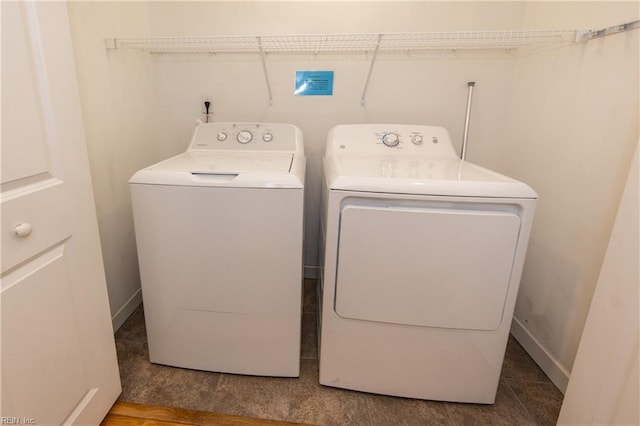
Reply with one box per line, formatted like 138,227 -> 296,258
217,132 -> 228,141
263,133 -> 273,142
382,132 -> 400,147
411,134 -> 424,145
237,130 -> 253,144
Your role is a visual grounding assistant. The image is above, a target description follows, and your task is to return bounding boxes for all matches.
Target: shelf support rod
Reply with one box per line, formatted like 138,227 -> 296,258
576,19 -> 640,42
460,81 -> 475,161
360,34 -> 382,107
257,36 -> 273,106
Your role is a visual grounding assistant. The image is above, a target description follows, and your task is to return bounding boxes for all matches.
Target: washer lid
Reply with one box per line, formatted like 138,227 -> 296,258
325,156 -> 537,198
150,151 -> 294,174
130,151 -> 304,188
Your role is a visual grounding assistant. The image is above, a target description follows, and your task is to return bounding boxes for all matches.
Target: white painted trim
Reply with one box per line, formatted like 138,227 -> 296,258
304,265 -> 319,279
111,288 -> 142,333
511,316 -> 570,393
61,388 -> 97,425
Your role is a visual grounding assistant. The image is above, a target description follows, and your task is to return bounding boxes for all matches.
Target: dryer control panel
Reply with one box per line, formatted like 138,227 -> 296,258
326,124 -> 458,160
189,122 -> 303,153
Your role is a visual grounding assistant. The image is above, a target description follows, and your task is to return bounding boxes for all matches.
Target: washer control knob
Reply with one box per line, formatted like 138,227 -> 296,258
217,132 -> 228,141
263,133 -> 273,142
411,134 -> 424,145
237,130 -> 253,144
381,132 -> 400,147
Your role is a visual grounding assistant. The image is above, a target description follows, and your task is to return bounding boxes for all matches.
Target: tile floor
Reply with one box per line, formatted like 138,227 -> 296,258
115,279 -> 564,425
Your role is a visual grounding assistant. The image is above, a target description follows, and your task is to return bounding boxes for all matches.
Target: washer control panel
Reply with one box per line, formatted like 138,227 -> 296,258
328,124 -> 458,159
190,122 -> 302,152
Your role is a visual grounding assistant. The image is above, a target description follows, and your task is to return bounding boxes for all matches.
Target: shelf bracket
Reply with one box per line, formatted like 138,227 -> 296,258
575,19 -> 640,42
360,34 -> 382,107
257,36 -> 273,106
104,38 -> 117,50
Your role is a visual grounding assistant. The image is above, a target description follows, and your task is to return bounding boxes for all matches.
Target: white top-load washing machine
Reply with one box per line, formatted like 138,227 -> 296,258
130,122 -> 305,377
318,124 -> 537,403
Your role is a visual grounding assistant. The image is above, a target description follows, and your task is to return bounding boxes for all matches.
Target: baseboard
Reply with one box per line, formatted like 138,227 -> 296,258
304,265 -> 319,279
111,288 -> 143,333
511,316 -> 570,393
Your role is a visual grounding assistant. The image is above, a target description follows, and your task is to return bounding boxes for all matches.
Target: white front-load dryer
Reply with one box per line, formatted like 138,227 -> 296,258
129,122 -> 305,377
318,124 -> 537,402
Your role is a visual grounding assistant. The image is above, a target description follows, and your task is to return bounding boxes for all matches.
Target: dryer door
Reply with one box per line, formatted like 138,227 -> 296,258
334,202 -> 521,331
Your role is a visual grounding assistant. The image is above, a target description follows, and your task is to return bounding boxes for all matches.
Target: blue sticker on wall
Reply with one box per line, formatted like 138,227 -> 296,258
295,71 -> 334,96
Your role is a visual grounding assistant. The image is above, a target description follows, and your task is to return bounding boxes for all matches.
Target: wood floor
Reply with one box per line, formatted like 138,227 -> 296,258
102,402 -> 311,426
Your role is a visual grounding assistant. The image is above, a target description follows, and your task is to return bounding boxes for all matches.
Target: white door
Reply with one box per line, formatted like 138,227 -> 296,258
557,147 -> 639,425
1,2 -> 121,424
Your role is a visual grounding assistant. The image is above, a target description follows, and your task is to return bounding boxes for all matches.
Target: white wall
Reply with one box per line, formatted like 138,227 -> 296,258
482,2 -> 638,392
67,2 -> 156,330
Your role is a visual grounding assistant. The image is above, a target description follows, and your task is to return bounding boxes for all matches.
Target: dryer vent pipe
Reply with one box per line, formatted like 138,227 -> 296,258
461,81 -> 475,161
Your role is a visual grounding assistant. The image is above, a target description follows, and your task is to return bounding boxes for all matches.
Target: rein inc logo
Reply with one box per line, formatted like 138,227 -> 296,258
1,418 -> 35,425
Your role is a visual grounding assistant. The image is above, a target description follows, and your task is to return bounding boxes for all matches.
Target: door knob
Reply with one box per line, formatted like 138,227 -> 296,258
14,223 -> 32,238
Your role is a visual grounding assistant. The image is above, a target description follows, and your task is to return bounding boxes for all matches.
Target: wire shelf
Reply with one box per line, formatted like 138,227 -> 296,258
375,30 -> 575,50
105,30 -> 579,106
107,30 -> 577,54
104,22 -> 638,106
